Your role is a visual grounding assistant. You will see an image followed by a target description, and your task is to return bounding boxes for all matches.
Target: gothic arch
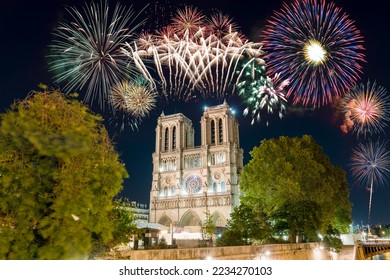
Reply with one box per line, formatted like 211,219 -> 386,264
163,186 -> 168,197
220,181 -> 226,192
211,119 -> 216,144
211,211 -> 227,227
170,185 -> 176,196
218,118 -> 223,144
179,210 -> 202,227
208,181 -> 217,193
164,127 -> 169,151
172,126 -> 176,150
159,215 -> 173,227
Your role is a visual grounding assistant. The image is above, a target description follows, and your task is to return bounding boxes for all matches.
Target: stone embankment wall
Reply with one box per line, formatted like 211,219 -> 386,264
105,243 -> 354,260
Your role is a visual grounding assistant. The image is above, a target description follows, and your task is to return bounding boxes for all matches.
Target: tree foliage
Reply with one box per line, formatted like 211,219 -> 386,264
0,90 -> 128,259
90,198 -> 140,258
202,211 -> 215,243
217,204 -> 271,246
240,135 -> 352,243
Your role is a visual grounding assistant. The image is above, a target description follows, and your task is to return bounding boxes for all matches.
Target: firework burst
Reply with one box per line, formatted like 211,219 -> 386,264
170,6 -> 205,37
110,77 -> 157,118
48,0 -> 146,109
125,5 -> 265,102
340,80 -> 390,138
261,0 -> 365,107
350,140 -> 390,225
205,10 -> 241,41
237,58 -> 289,125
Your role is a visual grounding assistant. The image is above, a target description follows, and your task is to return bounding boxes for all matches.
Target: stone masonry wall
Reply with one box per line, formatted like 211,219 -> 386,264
104,243 -> 354,260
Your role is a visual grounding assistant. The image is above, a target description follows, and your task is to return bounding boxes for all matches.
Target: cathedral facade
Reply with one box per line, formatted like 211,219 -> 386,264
149,101 -> 243,234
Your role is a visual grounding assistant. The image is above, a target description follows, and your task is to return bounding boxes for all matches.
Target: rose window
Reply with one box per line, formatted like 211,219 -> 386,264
185,175 -> 202,194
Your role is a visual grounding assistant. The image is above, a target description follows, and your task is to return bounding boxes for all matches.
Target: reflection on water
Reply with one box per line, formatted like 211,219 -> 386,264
372,252 -> 390,260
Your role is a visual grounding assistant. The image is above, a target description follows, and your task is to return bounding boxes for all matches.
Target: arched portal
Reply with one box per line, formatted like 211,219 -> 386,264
211,211 -> 227,227
159,215 -> 173,227
179,210 -> 202,227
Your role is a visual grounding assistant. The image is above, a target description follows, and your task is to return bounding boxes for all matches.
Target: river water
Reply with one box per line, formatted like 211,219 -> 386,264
372,252 -> 390,260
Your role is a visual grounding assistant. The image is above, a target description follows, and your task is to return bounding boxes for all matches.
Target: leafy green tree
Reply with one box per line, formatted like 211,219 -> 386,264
110,199 -> 142,246
90,198 -> 139,258
323,226 -> 343,253
240,135 -> 352,243
202,211 -> 215,244
217,204 -> 271,246
217,229 -> 246,246
0,90 -> 128,259
158,237 -> 168,249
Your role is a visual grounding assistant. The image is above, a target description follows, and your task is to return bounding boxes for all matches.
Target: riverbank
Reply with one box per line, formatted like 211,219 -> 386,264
102,243 -> 355,260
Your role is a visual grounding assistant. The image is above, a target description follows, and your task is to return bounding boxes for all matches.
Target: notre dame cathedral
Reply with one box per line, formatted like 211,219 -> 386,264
149,101 -> 243,236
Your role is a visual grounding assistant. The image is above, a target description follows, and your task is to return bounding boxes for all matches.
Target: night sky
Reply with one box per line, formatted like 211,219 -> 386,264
1,0 -> 390,226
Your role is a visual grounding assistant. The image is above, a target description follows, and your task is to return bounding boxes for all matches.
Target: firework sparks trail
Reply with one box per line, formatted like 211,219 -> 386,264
261,0 -> 365,107
350,140 -> 390,226
122,5 -> 265,102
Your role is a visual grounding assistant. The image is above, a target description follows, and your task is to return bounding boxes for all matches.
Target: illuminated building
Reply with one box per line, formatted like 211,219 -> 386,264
149,101 -> 243,237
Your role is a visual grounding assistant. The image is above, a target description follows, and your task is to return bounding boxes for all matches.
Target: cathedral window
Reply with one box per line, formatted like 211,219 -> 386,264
212,182 -> 217,192
171,185 -> 176,196
216,152 -> 226,164
172,126 -> 176,150
184,129 -> 187,148
184,154 -> 201,169
220,181 -> 226,192
160,157 -> 176,172
185,175 -> 202,194
211,120 -> 215,144
218,118 -> 223,144
210,154 -> 216,166
164,127 -> 169,151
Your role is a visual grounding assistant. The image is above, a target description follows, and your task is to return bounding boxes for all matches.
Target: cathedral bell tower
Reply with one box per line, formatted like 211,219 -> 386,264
149,101 -> 243,238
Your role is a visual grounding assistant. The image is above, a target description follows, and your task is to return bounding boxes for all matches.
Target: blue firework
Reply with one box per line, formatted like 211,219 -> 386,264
350,140 -> 390,225
261,0 -> 365,107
